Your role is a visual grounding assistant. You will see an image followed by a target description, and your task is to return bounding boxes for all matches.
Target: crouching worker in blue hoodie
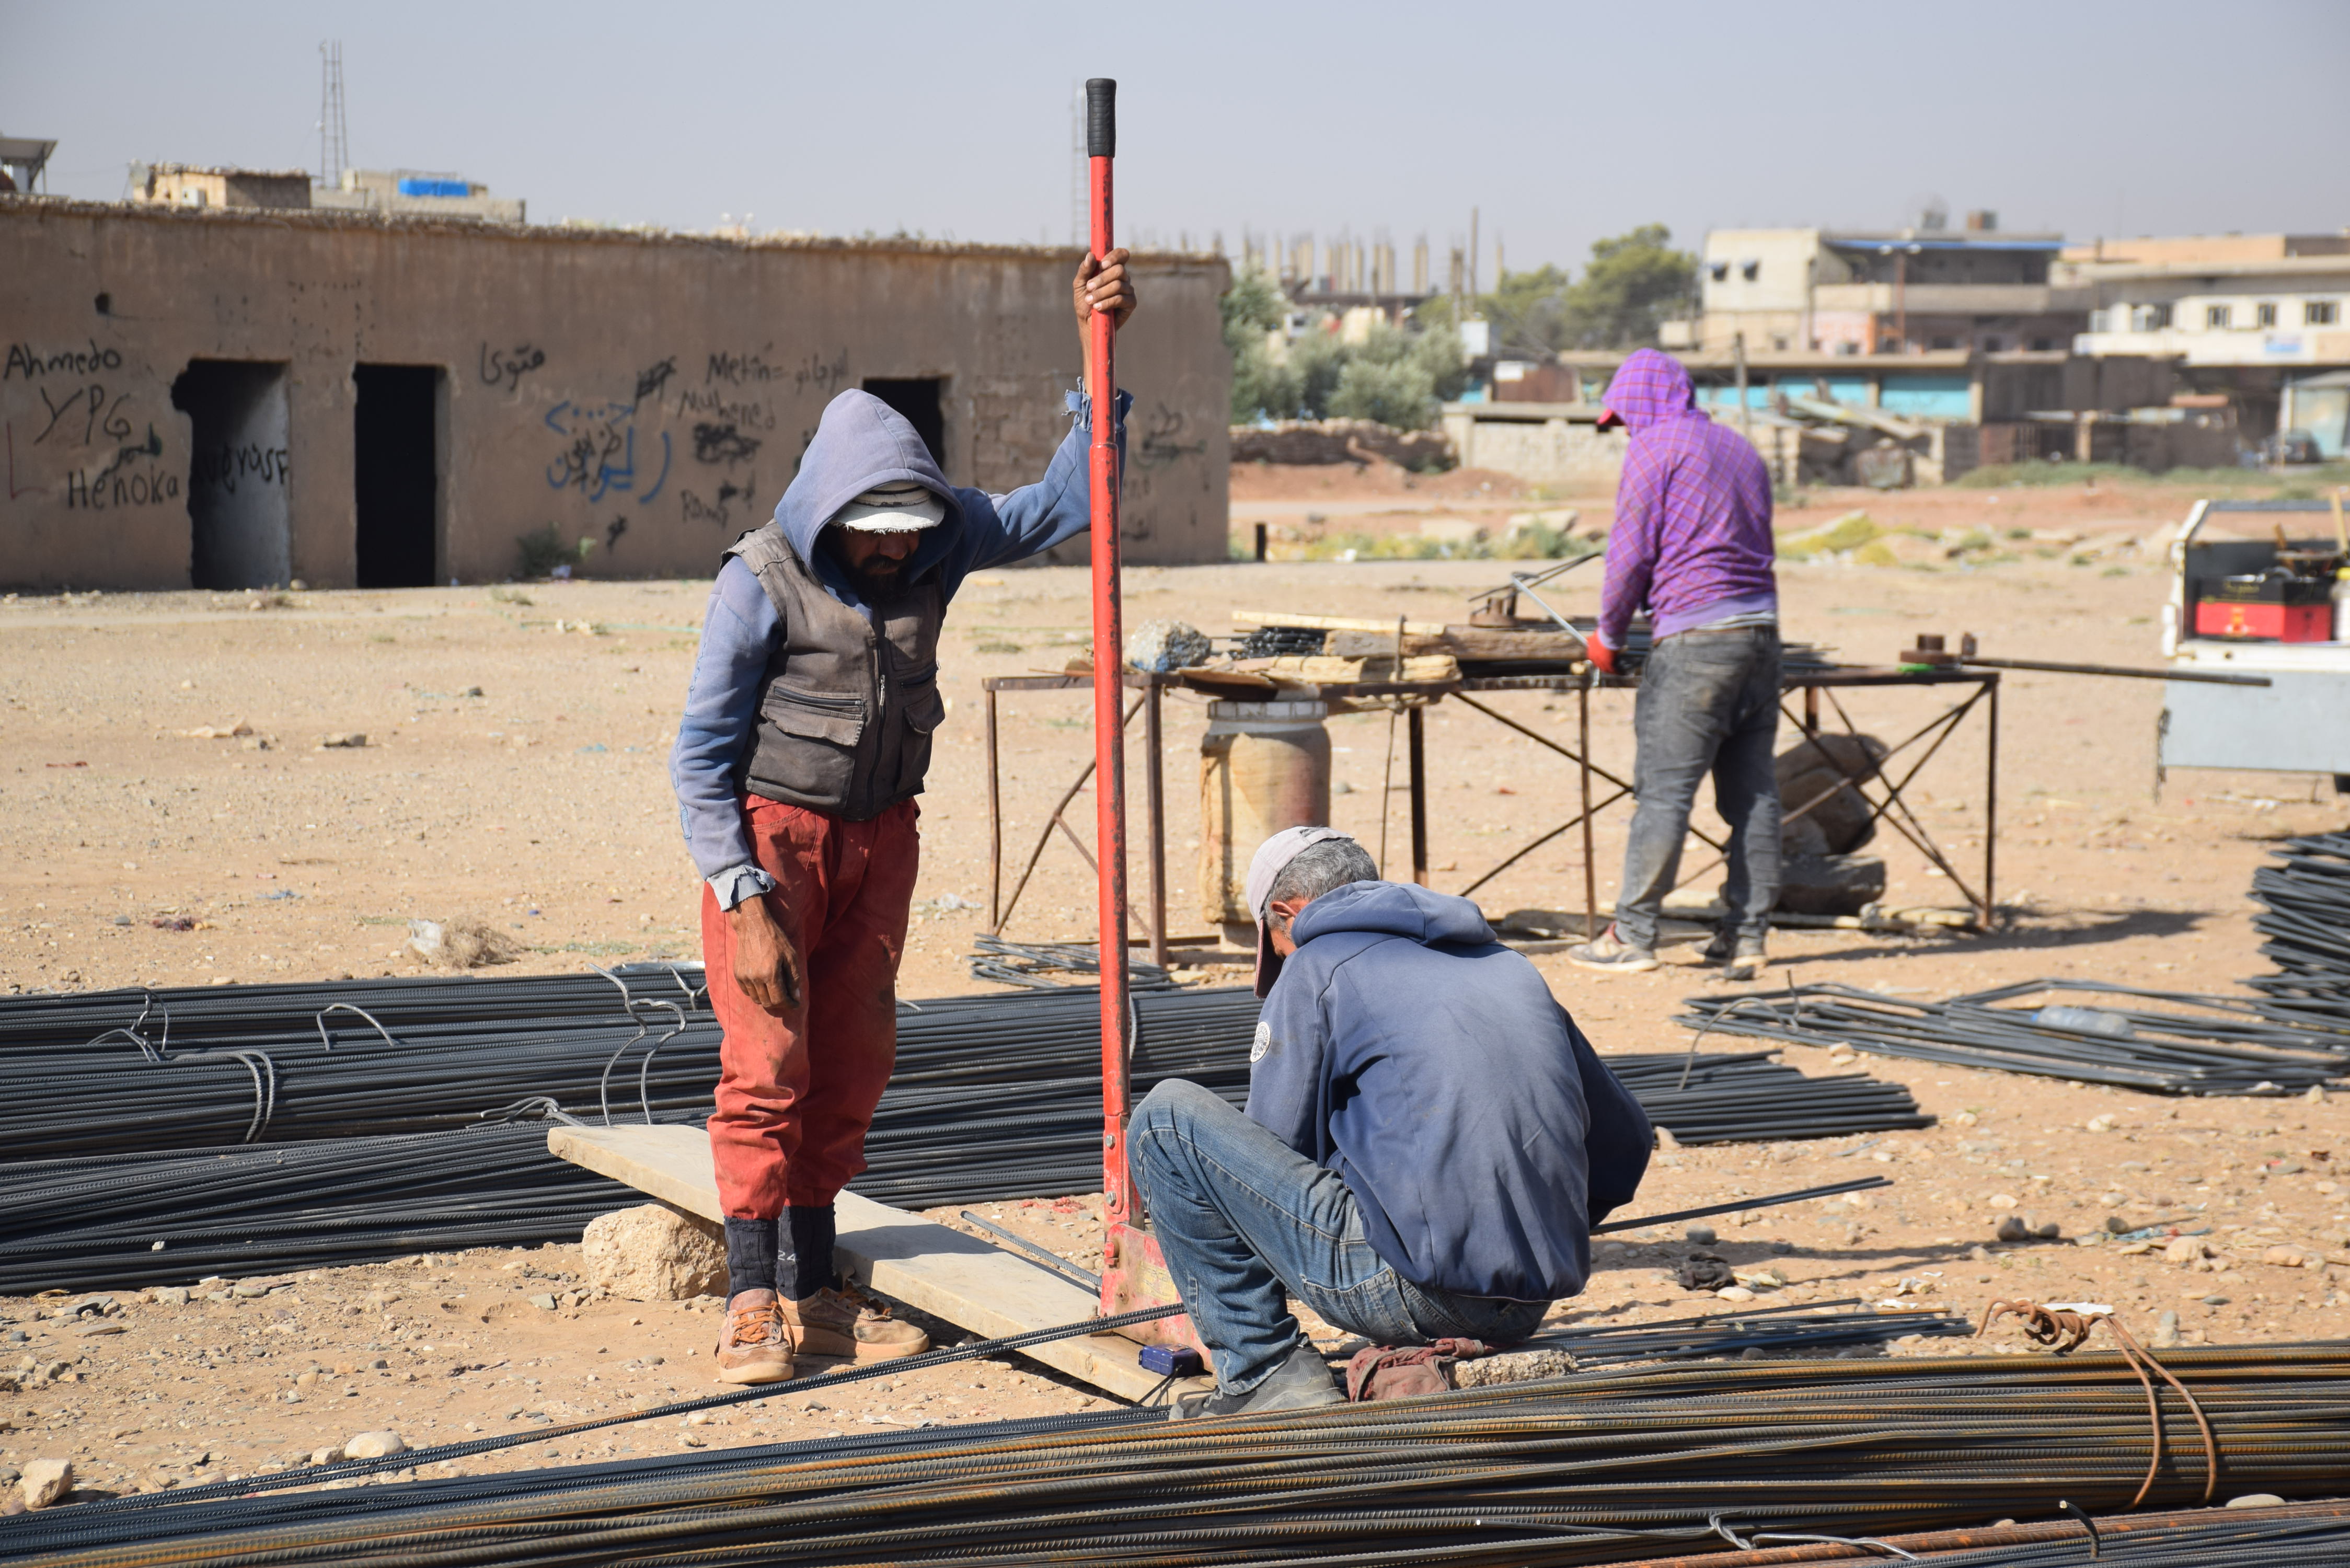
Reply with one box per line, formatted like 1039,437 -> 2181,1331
1132,826 -> 1654,1417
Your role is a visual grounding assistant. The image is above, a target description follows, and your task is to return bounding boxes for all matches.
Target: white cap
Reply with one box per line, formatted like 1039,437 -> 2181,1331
834,480 -> 947,533
1245,825 -> 1355,997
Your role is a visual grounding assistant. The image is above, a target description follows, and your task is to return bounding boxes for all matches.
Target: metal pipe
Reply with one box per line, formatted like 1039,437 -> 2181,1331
1081,75 -> 1135,1251
1957,656 -> 2271,687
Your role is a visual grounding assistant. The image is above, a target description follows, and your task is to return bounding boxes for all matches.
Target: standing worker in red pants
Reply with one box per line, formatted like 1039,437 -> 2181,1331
670,255 -> 1138,1382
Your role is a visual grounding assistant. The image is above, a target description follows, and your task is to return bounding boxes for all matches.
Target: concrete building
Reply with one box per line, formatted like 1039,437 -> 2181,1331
128,164 -> 525,223
311,169 -> 526,225
1672,220 -> 2085,358
129,163 -> 314,211
2060,234 -> 2350,453
0,199 -> 1229,592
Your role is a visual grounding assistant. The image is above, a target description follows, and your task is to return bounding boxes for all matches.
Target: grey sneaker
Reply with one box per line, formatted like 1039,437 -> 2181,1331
1565,925 -> 1659,974
1172,1342 -> 1344,1421
1702,930 -> 1767,983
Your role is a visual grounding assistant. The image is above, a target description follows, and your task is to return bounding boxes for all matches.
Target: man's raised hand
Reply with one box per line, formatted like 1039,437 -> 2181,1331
1073,247 -> 1137,332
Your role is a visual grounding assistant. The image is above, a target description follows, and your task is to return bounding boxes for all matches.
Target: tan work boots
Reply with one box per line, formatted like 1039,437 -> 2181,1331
779,1282 -> 930,1362
713,1295 -> 794,1385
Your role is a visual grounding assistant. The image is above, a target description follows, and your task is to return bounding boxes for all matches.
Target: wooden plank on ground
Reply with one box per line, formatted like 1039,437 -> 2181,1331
547,1124 -> 1186,1403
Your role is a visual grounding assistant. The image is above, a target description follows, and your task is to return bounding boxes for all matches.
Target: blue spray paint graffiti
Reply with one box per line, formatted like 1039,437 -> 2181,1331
544,400 -> 671,504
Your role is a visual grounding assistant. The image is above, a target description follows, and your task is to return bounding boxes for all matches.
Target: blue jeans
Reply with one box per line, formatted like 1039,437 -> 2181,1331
1130,1079 -> 1548,1396
1615,625 -> 1782,950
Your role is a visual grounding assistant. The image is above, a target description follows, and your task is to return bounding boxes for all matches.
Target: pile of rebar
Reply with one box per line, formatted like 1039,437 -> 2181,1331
0,964 -> 718,1156
0,1119 -> 643,1295
0,968 -> 1943,1289
1621,1499 -> 2350,1566
12,1345 -> 2348,1567
0,974 -> 1251,1162
0,988 -> 1263,1293
2249,830 -> 2350,1023
1679,980 -> 2347,1095
1604,1049 -> 1933,1142
1528,1296 -> 1971,1364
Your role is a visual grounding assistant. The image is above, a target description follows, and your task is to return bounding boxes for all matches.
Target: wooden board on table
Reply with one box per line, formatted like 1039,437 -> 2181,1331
547,1124 -> 1187,1403
1230,607 -> 1449,636
1327,625 -> 1588,662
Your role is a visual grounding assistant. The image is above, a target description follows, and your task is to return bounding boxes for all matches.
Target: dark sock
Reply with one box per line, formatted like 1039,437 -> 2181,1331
779,1204 -> 838,1300
723,1217 -> 780,1302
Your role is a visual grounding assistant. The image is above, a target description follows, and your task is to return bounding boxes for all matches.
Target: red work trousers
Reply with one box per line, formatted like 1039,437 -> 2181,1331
703,795 -> 919,1219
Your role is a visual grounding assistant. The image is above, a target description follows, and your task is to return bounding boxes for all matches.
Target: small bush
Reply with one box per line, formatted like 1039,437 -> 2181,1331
517,524 -> 595,579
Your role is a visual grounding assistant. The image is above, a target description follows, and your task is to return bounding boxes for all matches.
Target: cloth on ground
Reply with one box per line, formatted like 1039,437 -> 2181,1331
1344,1338 -> 1491,1402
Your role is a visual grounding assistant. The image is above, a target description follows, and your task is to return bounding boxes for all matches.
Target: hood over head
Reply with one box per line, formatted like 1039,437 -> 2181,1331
769,390 -> 963,597
1286,879 -> 1497,953
1597,348 -> 1699,433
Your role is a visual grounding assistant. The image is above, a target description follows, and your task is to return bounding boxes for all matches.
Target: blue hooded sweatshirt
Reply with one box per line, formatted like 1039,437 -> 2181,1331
1245,880 -> 1652,1301
670,386 -> 1126,889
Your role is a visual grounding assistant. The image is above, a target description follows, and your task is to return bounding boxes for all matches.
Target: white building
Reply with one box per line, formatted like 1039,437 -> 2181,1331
1674,216 -> 2083,358
2061,235 -> 2350,455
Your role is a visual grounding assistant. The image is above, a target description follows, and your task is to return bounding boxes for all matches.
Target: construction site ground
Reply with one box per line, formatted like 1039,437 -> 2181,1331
3,463 -> 2346,1496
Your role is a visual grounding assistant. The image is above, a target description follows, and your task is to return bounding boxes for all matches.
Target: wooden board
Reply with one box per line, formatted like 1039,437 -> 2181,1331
1327,626 -> 1588,662
547,1124 -> 1193,1403
1230,607 -> 1449,635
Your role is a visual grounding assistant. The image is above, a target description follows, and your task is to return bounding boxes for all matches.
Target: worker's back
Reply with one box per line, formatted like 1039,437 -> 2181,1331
1243,880 -> 1651,1302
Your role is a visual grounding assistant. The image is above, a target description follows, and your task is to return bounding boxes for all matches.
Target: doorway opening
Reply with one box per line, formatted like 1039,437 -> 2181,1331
171,360 -> 291,590
862,377 -> 947,470
354,364 -> 442,586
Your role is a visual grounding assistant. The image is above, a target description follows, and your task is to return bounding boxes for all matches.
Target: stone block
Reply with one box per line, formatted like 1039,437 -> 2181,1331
18,1459 -> 72,1509
582,1203 -> 728,1301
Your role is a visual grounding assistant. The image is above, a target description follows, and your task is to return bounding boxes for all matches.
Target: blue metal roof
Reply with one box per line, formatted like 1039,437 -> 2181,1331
1824,236 -> 2064,253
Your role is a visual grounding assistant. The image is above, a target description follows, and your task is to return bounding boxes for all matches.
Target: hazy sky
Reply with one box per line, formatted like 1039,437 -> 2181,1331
9,0 -> 2347,274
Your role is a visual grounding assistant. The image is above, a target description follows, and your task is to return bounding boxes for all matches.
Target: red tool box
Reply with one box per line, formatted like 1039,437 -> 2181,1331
2193,572 -> 2334,642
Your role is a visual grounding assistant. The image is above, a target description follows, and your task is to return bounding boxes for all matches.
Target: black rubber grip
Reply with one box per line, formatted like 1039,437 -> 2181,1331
1085,78 -> 1116,158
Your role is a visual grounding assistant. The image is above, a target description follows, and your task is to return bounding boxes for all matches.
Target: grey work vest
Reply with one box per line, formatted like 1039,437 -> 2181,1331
724,525 -> 947,821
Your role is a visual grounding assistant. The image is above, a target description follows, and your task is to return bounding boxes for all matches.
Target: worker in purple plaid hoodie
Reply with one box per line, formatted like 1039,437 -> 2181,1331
1566,349 -> 1781,983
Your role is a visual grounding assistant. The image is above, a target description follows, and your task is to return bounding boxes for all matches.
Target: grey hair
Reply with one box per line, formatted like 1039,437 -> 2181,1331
1266,837 -> 1379,912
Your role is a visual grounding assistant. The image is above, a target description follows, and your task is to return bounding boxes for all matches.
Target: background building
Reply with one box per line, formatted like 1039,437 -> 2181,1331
2062,234 -> 2350,454
1673,217 -> 2085,358
0,197 -> 1230,591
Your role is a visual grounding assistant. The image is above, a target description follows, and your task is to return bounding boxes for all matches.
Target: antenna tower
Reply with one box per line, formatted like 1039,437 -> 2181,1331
319,42 -> 349,189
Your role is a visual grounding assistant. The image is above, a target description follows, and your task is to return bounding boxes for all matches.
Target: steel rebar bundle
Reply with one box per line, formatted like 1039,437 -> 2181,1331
0,988 -> 1263,1293
1602,1050 -> 1932,1143
1524,1296 -> 1972,1364
2248,830 -> 2350,1023
8,1345 -> 2348,1568
0,1120 -> 647,1295
0,971 -> 1939,1290
1679,981 -> 2349,1096
0,977 -> 1257,1162
1619,1498 -> 2350,1566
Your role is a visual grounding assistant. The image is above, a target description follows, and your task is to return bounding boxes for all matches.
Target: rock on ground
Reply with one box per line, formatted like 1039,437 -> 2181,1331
18,1459 -> 73,1509
1453,1348 -> 1578,1388
583,1204 -> 728,1301
342,1431 -> 407,1460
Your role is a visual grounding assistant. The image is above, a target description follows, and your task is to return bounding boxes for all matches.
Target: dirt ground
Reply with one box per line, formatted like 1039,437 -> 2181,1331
3,464 -> 2346,1497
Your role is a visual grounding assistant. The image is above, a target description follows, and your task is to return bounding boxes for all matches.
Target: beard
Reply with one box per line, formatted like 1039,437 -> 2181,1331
842,558 -> 908,601
822,532 -> 914,602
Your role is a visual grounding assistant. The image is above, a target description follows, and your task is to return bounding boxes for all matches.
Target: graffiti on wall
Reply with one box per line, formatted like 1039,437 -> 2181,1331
478,342 -> 546,393
524,344 -> 856,534
540,355 -> 684,505
3,342 -> 176,510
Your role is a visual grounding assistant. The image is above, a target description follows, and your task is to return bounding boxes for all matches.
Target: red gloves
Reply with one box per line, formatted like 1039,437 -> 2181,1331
1587,639 -> 1619,677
